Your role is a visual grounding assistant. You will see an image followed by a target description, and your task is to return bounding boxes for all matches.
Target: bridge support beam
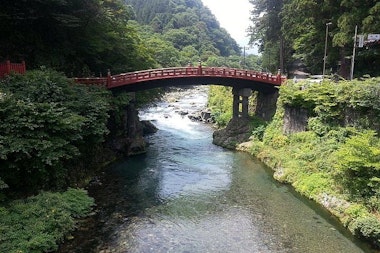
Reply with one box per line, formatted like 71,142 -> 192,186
232,88 -> 252,119
255,90 -> 279,121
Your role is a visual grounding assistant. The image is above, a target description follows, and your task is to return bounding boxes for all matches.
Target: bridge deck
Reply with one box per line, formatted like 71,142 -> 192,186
74,67 -> 286,90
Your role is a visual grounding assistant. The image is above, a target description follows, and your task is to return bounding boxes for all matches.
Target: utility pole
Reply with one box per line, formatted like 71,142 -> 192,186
279,36 -> 284,75
243,46 -> 246,68
323,22 -> 332,79
350,25 -> 358,80
241,46 -> 248,69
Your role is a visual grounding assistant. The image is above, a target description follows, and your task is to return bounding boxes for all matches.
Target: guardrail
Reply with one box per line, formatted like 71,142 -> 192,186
0,60 -> 26,78
74,67 -> 286,89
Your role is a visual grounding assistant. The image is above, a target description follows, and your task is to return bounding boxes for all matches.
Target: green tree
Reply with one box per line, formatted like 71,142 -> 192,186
163,28 -> 197,50
146,36 -> 181,67
248,0 -> 286,73
256,0 -> 380,77
179,45 -> 200,65
0,0 -> 155,75
0,70 -> 111,192
280,0 -> 328,73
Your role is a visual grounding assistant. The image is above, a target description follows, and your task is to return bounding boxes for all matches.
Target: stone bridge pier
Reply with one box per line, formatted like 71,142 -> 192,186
232,87 -> 279,121
232,88 -> 251,118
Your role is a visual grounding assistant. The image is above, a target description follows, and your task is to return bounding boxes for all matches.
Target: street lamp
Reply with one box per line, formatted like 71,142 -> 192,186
323,22 -> 332,79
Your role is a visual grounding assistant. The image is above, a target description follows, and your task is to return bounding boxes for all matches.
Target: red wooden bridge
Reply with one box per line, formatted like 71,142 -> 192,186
74,66 -> 286,93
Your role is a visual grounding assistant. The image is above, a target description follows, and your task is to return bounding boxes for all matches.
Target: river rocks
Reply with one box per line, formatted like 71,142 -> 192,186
141,120 -> 158,135
187,109 -> 214,123
128,136 -> 146,155
317,193 -> 350,217
201,110 -> 212,122
236,141 -> 254,152
176,110 -> 189,116
213,117 -> 252,149
161,86 -> 215,124
108,136 -> 146,156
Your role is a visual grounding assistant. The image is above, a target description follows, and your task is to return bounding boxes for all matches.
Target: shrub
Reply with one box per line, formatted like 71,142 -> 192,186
250,116 -> 267,141
208,85 -> 233,127
349,216 -> 380,247
308,117 -> 330,136
0,188 -> 94,253
0,70 -> 111,192
293,173 -> 333,198
333,130 -> 380,200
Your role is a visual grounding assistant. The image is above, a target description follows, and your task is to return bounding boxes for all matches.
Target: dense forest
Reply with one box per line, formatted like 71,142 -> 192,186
125,0 -> 241,59
0,0 -> 155,75
0,0 -> 247,76
249,0 -> 380,78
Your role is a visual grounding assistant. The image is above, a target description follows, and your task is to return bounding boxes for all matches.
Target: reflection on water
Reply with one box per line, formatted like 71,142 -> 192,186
101,87 -> 372,253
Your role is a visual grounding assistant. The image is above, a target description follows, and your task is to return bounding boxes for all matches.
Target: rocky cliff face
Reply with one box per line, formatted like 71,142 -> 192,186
212,118 -> 252,149
213,106 -> 309,150
283,105 -> 380,135
283,106 -> 309,134
107,102 -> 148,156
255,91 -> 279,121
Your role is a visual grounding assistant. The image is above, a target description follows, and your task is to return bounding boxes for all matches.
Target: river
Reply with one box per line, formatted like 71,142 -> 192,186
58,86 -> 375,253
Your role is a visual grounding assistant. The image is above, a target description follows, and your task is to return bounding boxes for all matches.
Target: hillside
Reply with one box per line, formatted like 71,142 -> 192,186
125,0 -> 241,58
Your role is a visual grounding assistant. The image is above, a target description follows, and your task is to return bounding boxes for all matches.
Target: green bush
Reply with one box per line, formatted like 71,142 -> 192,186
0,188 -> 94,253
208,85 -> 233,127
281,78 -> 380,129
293,173 -> 333,199
349,216 -> 380,247
333,130 -> 380,200
0,70 -> 111,192
250,116 -> 267,141
308,117 -> 330,136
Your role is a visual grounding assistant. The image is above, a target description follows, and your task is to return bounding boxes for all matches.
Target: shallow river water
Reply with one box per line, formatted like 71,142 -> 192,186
58,87 -> 376,253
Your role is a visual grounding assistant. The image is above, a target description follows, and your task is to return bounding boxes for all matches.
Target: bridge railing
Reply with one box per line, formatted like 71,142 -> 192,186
107,67 -> 285,89
0,60 -> 26,78
74,67 -> 286,88
73,77 -> 108,86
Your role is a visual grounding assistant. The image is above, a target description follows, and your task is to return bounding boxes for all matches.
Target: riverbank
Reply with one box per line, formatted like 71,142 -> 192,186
210,79 -> 380,250
58,85 -> 373,252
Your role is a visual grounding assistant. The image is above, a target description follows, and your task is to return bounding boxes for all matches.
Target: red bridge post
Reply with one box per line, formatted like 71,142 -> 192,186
6,60 -> 11,74
21,60 -> 26,74
107,69 -> 111,88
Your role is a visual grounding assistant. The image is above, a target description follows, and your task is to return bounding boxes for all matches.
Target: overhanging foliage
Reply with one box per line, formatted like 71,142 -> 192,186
0,70 -> 111,192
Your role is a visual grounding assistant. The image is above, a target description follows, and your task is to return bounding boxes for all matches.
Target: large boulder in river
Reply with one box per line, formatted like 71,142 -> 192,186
141,120 -> 158,135
212,117 -> 252,149
107,99 -> 148,156
201,109 -> 213,123
188,109 -> 214,123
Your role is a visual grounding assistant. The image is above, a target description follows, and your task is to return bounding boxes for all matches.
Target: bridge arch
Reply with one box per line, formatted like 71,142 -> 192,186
75,66 -> 285,120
